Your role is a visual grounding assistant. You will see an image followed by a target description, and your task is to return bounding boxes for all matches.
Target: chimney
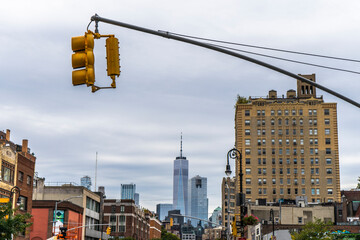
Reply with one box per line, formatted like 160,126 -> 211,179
6,129 -> 10,141
22,139 -> 28,153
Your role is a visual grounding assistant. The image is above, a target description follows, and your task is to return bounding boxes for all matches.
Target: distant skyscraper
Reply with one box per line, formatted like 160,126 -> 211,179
211,207 -> 222,227
121,183 -> 136,201
156,203 -> 173,221
173,134 -> 189,216
189,175 -> 208,227
81,176 -> 92,190
134,193 -> 140,206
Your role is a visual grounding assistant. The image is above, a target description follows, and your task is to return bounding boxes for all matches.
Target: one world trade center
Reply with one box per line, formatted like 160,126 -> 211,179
173,134 -> 189,216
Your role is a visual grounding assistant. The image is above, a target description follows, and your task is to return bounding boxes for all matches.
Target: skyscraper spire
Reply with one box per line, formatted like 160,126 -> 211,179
180,132 -> 183,158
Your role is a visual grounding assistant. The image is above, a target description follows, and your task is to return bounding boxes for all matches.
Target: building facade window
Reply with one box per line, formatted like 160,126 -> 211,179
18,171 -> 24,182
1,162 -> 14,184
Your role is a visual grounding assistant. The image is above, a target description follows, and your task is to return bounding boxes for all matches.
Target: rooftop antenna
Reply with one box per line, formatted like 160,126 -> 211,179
180,133 -> 183,158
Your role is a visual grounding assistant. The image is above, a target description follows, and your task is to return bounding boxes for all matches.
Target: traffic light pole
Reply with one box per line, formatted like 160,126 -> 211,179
89,14 -> 360,109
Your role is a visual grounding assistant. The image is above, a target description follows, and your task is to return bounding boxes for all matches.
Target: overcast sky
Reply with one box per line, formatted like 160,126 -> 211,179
1,0 -> 360,214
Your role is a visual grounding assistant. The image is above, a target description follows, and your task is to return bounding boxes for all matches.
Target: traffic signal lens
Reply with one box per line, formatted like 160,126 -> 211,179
71,34 -> 94,52
72,51 -> 94,69
72,67 -> 95,86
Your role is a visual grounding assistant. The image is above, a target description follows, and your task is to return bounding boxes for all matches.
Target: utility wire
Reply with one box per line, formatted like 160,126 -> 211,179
169,32 -> 360,63
208,43 -> 360,75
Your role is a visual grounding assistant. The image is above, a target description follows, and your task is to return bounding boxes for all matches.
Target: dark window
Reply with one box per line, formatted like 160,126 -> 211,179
326,148 -> 332,154
324,109 -> 330,115
325,138 -> 331,144
111,205 -> 116,213
27,175 -> 31,185
18,171 -> 24,182
19,196 -> 27,211
245,110 -> 250,116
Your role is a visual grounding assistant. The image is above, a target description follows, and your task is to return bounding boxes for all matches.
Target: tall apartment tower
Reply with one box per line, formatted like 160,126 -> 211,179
235,74 -> 340,204
221,177 -> 236,227
173,134 -> 189,216
156,203 -> 173,221
121,183 -> 137,202
189,175 -> 208,227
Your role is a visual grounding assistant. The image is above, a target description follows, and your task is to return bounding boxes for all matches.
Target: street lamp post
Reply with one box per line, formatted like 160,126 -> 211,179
225,183 -> 230,240
269,209 -> 275,240
225,148 -> 244,239
10,186 -> 21,206
53,196 -> 82,235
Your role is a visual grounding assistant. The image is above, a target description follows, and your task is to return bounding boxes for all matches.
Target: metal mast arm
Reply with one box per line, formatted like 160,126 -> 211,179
91,14 -> 360,108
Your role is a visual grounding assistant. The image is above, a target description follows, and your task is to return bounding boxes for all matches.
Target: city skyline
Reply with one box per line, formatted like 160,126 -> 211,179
1,0 -> 360,214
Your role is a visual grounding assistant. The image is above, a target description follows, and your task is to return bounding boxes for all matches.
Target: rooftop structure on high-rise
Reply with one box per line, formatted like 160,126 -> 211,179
173,134 -> 189,216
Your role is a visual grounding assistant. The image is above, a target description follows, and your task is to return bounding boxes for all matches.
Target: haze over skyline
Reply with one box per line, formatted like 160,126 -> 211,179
1,0 -> 360,214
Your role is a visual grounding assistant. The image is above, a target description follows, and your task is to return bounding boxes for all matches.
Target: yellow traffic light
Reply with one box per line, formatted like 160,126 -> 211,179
232,220 -> 237,236
106,226 -> 111,235
106,36 -> 120,78
71,31 -> 95,86
170,217 -> 173,227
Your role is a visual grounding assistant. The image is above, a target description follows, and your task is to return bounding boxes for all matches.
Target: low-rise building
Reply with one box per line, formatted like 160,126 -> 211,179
149,217 -> 162,239
30,200 -> 84,240
103,199 -> 151,240
32,178 -> 106,240
336,190 -> 360,224
201,227 -> 223,240
0,129 -> 36,240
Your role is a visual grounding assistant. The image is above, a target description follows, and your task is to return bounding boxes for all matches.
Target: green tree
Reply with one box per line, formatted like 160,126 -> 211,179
357,176 -> 360,189
0,202 -> 32,240
291,218 -> 334,240
161,227 -> 180,240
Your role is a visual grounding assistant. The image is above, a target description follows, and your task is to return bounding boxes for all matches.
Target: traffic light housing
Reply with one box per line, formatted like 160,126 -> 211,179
106,226 -> 111,235
58,227 -> 67,239
231,219 -> 237,236
71,30 -> 121,92
106,36 -> 120,78
71,31 -> 95,86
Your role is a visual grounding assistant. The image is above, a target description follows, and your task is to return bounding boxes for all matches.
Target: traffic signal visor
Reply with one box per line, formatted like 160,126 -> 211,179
106,226 -> 111,235
71,31 -> 95,86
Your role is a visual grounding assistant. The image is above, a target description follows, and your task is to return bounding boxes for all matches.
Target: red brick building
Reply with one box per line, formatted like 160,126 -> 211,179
30,200 -> 83,240
149,217 -> 162,239
104,199 -> 160,240
0,130 -> 36,240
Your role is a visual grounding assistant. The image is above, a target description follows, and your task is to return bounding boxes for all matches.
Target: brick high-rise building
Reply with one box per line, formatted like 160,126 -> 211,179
234,74 -> 340,205
221,177 -> 235,227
